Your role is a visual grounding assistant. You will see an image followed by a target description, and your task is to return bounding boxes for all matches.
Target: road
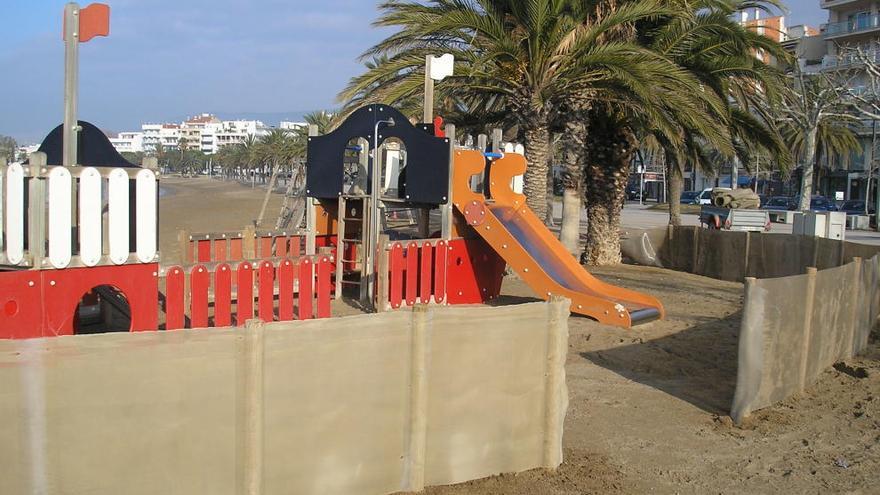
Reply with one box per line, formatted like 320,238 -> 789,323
550,200 -> 880,246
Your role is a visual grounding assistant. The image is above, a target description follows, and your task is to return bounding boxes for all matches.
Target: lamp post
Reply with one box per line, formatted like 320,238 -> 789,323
363,117 -> 395,308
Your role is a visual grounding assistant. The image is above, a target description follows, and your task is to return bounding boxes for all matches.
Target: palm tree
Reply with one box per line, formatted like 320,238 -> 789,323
255,129 -> 296,226
338,0 -> 683,221
777,68 -> 860,210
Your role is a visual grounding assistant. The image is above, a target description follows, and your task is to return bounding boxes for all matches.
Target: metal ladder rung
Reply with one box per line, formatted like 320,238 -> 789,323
341,239 -> 362,244
343,218 -> 363,222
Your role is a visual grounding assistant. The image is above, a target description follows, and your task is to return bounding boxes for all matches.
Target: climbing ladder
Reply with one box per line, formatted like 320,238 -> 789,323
335,194 -> 371,303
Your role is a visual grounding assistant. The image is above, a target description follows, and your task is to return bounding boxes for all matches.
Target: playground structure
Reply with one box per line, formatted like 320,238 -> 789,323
301,104 -> 664,326
0,1 -> 662,337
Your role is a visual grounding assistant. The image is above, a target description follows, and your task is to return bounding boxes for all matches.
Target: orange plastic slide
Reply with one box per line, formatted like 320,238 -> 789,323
452,150 -> 664,327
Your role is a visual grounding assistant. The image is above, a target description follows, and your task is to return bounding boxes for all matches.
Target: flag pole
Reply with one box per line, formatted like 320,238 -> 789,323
63,2 -> 80,167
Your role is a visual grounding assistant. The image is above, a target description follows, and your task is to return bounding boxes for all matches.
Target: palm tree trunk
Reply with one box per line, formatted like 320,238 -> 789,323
523,124 -> 551,221
668,162 -> 683,226
798,126 -> 818,211
257,160 -> 281,226
559,120 -> 587,255
583,118 -> 637,266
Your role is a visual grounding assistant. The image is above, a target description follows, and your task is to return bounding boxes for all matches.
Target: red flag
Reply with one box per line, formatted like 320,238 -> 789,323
78,3 -> 110,42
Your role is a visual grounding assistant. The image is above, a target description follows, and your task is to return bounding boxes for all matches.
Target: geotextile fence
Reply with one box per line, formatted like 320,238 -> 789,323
622,226 -> 880,281
621,226 -> 880,423
0,300 -> 569,495
731,258 -> 879,423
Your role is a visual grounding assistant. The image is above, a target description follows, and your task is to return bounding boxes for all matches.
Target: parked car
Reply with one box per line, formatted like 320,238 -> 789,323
680,191 -> 700,204
626,184 -> 642,201
839,200 -> 875,216
696,187 -> 730,205
807,196 -> 837,212
761,196 -> 795,210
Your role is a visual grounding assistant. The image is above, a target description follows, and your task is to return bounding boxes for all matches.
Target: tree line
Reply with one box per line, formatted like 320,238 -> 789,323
334,0 -> 870,265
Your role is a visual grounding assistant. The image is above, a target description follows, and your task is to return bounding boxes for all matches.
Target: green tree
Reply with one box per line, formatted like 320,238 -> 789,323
338,0 -> 688,221
255,129 -> 296,226
0,135 -> 18,162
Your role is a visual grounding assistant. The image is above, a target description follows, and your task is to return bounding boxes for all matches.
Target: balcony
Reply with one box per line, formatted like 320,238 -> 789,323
822,49 -> 880,68
825,14 -> 880,38
822,0 -> 870,9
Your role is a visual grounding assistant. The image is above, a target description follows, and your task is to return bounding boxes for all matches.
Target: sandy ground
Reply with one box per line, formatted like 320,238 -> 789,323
160,177 -> 880,494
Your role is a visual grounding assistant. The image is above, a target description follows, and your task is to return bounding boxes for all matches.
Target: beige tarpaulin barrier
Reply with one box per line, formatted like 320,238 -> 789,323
731,257 -> 880,423
0,300 -> 569,495
621,227 -> 880,422
621,226 -> 880,281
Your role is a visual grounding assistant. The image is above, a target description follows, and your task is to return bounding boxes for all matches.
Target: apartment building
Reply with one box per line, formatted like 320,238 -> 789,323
120,115 -> 270,154
817,0 -> 880,202
109,131 -> 144,153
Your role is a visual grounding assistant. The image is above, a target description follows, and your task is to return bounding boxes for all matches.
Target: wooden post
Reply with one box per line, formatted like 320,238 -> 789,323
543,297 -> 567,469
177,229 -> 191,265
743,231 -> 751,280
440,124 -> 456,240
406,305 -> 431,491
237,319 -> 265,495
28,153 -> 48,268
847,257 -> 863,358
305,125 -> 318,256
798,267 -> 818,393
691,226 -> 700,273
423,55 -> 434,124
376,234 -> 390,311
242,225 -> 256,260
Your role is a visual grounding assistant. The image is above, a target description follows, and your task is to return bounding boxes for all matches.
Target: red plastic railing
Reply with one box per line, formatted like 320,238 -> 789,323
163,255 -> 333,329
386,240 -> 447,309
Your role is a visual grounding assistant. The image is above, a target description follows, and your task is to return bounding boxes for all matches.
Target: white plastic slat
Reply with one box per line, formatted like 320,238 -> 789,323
135,169 -> 157,263
108,168 -> 130,265
514,144 -> 524,155
5,163 -> 24,264
47,167 -> 72,268
79,167 -> 102,266
503,143 -> 514,153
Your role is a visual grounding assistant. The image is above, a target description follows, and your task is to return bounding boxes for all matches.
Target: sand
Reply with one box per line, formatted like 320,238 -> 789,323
160,177 -> 880,494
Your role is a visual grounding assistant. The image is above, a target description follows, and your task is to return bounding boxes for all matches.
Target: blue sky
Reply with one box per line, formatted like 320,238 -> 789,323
1,0 -> 827,143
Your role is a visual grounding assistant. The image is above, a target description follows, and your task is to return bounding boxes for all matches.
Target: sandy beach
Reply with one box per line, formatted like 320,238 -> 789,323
159,177 -> 880,494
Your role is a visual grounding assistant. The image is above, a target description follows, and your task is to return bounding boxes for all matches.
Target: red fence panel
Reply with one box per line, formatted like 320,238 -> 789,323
298,258 -> 313,320
215,263 -> 232,327
434,240 -> 447,304
258,261 -> 275,322
190,265 -> 209,328
420,243 -> 433,304
316,256 -> 332,318
259,236 -> 273,259
230,237 -> 243,260
278,259 -> 295,321
215,239 -> 228,262
165,266 -> 185,330
406,242 -> 419,306
196,239 -> 211,263
237,262 -> 254,325
389,243 -> 404,309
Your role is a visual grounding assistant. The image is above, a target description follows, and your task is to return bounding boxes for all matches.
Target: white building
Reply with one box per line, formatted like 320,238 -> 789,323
109,132 -> 144,153
113,114 -> 273,155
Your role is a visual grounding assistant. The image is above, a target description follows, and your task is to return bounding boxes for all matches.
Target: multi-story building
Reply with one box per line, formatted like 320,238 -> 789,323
820,0 -> 880,203
109,131 -> 144,154
118,115 -> 271,155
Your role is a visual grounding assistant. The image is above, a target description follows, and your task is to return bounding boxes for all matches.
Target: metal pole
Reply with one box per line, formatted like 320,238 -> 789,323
423,55 -> 434,124
63,3 -> 80,167
365,118 -> 394,309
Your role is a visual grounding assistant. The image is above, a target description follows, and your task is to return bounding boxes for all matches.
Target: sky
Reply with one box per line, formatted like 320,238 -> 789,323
1,0 -> 827,144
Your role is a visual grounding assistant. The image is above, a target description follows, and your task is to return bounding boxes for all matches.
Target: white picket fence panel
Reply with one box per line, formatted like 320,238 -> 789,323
48,167 -> 72,269
135,169 -> 157,263
1,163 -> 158,268
5,163 -> 24,265
108,168 -> 130,265
79,167 -> 103,267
